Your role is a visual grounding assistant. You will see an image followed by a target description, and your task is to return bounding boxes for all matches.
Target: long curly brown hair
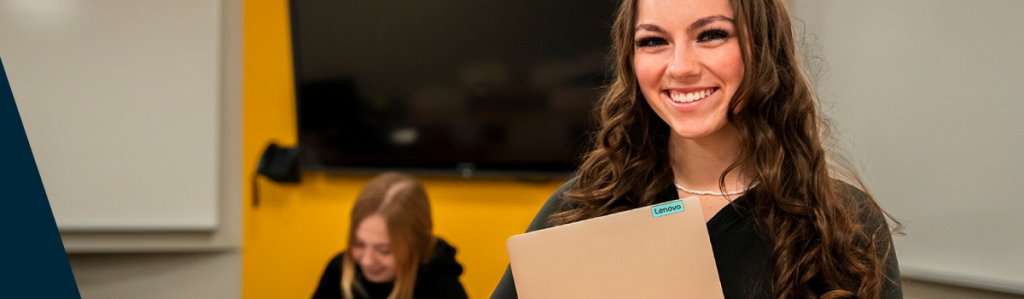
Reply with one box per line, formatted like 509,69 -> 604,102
549,0 -> 898,298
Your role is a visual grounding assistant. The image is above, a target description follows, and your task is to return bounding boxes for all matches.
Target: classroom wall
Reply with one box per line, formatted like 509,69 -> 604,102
240,2 -> 563,299
5,0 -> 222,232
903,279 -> 1024,299
65,0 -> 244,298
789,0 -> 1024,295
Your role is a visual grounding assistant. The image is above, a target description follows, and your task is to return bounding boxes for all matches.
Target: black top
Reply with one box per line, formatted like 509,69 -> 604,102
490,180 -> 903,299
313,238 -> 470,299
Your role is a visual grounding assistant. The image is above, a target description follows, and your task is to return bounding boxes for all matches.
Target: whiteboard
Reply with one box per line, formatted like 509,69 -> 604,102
0,0 -> 221,231
792,0 -> 1024,294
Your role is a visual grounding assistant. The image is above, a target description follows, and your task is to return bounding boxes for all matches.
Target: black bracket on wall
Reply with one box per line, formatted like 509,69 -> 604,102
253,142 -> 301,207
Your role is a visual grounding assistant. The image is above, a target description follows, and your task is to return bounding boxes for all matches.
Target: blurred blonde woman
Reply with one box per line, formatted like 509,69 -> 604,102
313,172 -> 468,299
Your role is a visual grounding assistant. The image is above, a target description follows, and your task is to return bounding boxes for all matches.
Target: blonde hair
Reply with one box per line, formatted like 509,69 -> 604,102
341,172 -> 435,299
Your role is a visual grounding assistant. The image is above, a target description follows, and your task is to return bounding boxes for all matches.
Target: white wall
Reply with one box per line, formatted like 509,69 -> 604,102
1,0 -> 222,231
68,252 -> 241,299
60,0 -> 242,297
904,279 -> 1024,299
790,0 -> 1024,296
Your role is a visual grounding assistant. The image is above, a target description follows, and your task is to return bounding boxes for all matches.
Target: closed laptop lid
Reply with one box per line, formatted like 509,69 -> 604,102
506,196 -> 724,299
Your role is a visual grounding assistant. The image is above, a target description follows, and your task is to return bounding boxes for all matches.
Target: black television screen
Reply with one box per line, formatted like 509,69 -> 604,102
290,0 -> 617,176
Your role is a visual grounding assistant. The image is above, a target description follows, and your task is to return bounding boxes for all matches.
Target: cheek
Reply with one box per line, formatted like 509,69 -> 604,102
351,248 -> 364,260
382,255 -> 396,268
633,54 -> 663,91
708,45 -> 745,89
381,255 -> 397,275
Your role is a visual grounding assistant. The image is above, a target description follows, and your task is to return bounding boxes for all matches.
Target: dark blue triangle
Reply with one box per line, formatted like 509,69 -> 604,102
0,57 -> 82,298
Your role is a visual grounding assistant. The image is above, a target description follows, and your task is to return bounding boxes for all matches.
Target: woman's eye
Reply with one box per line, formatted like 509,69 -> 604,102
697,29 -> 730,42
635,37 -> 668,48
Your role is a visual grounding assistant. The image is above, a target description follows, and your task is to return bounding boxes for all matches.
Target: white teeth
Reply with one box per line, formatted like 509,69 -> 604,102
668,88 -> 715,103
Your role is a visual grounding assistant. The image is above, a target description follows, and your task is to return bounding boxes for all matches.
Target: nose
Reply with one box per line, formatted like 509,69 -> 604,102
359,250 -> 375,266
666,45 -> 700,80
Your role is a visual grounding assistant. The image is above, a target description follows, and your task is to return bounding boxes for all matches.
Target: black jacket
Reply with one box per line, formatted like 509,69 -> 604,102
490,180 -> 903,299
313,238 -> 469,299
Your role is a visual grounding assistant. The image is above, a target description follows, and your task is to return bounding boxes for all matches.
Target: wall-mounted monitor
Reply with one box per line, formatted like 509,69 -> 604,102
289,0 -> 617,176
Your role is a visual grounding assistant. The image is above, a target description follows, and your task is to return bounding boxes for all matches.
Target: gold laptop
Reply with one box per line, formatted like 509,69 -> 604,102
506,196 -> 724,299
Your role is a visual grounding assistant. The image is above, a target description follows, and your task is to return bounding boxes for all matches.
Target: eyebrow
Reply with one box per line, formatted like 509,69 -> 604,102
635,23 -> 665,34
634,15 -> 734,33
688,15 -> 734,32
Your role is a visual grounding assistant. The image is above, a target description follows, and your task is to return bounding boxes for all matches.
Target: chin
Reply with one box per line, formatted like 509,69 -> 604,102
363,272 -> 394,283
670,126 -> 716,140
668,121 -> 733,141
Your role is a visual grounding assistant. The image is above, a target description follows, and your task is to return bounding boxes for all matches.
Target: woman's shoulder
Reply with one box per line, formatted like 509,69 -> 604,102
418,237 -> 466,282
525,178 -> 576,232
323,251 -> 345,272
415,237 -> 469,299
834,180 -> 889,229
312,252 -> 346,299
834,181 -> 903,298
423,237 -> 463,277
548,177 -> 576,201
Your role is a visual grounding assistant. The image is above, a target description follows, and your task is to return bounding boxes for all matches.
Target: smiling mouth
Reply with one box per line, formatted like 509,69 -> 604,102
667,87 -> 718,103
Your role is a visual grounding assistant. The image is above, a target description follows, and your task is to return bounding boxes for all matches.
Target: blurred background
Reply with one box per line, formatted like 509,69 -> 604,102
0,0 -> 1022,298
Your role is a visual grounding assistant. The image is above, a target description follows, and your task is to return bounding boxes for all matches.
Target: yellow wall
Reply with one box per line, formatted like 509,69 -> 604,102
242,1 -> 562,298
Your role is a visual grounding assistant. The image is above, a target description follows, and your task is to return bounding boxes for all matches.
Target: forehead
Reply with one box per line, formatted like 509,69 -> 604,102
355,214 -> 390,244
636,0 -> 734,27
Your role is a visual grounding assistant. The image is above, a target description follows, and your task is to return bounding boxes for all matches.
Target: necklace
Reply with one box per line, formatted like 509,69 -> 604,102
674,182 -> 757,196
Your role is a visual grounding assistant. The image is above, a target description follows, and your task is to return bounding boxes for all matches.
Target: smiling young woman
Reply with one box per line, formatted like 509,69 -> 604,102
490,0 -> 902,298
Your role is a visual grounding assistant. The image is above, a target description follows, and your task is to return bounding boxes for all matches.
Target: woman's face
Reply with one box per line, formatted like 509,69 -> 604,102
633,0 -> 744,141
351,214 -> 397,283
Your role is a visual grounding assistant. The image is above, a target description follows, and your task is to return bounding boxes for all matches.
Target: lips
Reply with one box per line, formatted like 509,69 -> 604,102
666,87 -> 718,103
